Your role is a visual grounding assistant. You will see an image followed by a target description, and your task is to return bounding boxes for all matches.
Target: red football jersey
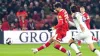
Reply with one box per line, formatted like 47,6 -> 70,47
54,9 -> 69,34
83,12 -> 90,29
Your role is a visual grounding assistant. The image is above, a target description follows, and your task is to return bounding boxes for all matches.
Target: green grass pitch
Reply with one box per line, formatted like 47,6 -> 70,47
0,43 -> 100,56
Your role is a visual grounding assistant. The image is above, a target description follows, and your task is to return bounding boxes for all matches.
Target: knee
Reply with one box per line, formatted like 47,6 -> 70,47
68,38 -> 75,45
54,44 -> 60,49
69,42 -> 75,47
49,37 -> 54,42
92,48 -> 96,52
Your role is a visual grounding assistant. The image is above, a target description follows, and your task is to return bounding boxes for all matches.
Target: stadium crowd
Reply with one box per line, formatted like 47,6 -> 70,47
0,0 -> 100,31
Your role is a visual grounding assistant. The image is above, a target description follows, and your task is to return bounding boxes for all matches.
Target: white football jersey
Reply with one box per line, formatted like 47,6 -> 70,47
73,12 -> 89,32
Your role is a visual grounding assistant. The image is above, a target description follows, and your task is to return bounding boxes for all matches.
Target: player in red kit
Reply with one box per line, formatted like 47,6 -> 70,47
77,6 -> 98,47
80,6 -> 90,29
32,2 -> 71,56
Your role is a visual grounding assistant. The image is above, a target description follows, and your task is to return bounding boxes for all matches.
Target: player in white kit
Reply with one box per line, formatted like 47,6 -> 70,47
68,6 -> 100,56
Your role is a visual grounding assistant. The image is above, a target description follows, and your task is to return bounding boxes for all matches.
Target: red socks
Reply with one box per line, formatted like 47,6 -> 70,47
78,40 -> 81,46
92,36 -> 98,41
37,42 -> 50,51
37,43 -> 67,53
37,46 -> 44,51
54,44 -> 66,53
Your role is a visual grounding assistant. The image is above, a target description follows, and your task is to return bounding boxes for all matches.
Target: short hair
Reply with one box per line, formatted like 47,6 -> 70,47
70,6 -> 78,13
80,6 -> 85,9
54,2 -> 62,8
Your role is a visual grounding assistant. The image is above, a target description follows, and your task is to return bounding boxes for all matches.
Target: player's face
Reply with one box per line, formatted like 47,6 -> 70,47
80,7 -> 85,13
54,8 -> 59,13
54,10 -> 58,13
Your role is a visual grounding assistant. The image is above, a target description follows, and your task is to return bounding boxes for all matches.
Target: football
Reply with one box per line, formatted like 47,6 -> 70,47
6,38 -> 12,45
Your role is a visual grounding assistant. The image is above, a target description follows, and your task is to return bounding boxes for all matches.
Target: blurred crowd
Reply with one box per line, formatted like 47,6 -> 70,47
0,0 -> 100,31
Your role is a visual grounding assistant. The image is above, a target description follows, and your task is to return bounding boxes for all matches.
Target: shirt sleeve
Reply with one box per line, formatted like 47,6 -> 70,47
85,13 -> 90,20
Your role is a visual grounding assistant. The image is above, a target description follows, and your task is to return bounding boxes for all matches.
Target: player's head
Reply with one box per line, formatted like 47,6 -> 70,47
80,6 -> 85,13
53,2 -> 62,12
70,6 -> 78,13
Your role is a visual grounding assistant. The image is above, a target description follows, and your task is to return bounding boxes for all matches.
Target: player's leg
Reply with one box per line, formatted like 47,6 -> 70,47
92,36 -> 98,41
53,40 -> 71,56
78,40 -> 81,48
53,34 -> 71,56
32,36 -> 54,53
88,43 -> 100,56
54,40 -> 66,53
85,35 -> 100,56
69,38 -> 82,56
68,33 -> 83,56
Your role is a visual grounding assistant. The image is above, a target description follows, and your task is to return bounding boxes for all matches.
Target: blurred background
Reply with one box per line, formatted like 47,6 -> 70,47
0,0 -> 100,31
0,0 -> 100,56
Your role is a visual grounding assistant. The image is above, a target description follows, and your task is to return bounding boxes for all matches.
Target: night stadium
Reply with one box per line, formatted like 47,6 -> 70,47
0,0 -> 100,56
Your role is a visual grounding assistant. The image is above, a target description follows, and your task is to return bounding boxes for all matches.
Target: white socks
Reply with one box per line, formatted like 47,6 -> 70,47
94,50 -> 100,56
70,43 -> 80,53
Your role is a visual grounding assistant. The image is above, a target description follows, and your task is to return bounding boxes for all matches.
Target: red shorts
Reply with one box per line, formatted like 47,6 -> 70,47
54,31 -> 67,41
54,25 -> 68,41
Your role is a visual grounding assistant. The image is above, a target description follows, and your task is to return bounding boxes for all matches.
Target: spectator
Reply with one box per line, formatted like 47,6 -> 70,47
33,1 -> 42,13
0,3 -> 3,20
10,23 -> 16,30
0,22 -> 2,31
2,4 -> 7,14
32,11 -> 40,21
19,16 -> 28,30
7,11 -> 17,24
24,3 -> 28,12
7,3 -> 12,14
90,16 -> 96,29
21,0 -> 25,7
1,3 -> 8,19
28,18 -> 36,30
27,2 -> 34,17
1,18 -> 10,31
0,0 -> 99,30
46,0 -> 50,3
16,7 -> 28,19
95,6 -> 100,14
39,0 -> 45,8
14,18 -> 20,30
86,5 -> 91,14
41,22 -> 51,30
90,3 -> 96,14
11,0 -> 17,13
98,1 -> 100,11
43,4 -> 51,16
94,14 -> 100,29
14,1 -> 21,13
65,2 -> 71,14
40,9 -> 45,19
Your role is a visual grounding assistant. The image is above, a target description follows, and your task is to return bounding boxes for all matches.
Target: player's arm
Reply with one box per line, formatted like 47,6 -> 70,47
66,17 -> 75,26
64,11 -> 75,26
68,20 -> 75,26
85,14 -> 90,24
85,13 -> 90,20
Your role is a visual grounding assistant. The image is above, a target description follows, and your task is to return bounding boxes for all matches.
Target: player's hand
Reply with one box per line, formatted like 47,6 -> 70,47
48,27 -> 55,32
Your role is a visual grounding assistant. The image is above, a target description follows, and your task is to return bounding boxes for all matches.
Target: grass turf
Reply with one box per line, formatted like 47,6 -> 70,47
0,43 -> 100,56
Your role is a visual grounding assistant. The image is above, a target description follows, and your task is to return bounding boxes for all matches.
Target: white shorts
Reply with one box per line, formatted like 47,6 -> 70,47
73,31 -> 93,44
